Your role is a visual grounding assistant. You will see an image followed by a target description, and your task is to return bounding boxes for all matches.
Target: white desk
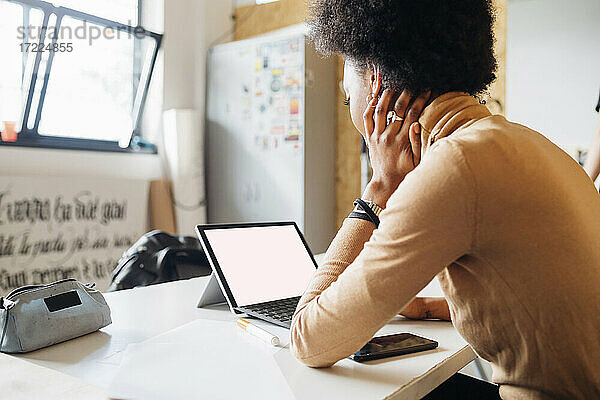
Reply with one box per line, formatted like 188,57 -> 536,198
10,276 -> 477,399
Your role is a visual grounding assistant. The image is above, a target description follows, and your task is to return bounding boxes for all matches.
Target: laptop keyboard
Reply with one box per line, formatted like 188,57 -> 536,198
236,296 -> 301,329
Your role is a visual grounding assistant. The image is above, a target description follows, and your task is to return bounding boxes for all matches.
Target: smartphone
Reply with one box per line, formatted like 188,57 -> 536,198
349,333 -> 438,362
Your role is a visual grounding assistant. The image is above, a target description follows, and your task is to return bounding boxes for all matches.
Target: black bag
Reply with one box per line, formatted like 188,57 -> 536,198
107,230 -> 211,291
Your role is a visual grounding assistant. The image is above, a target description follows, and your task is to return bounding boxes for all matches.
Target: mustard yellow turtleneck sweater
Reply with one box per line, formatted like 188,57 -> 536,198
290,92 -> 600,400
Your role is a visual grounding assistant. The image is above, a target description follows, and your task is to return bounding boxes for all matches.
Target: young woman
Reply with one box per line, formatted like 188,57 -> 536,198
290,1 -> 600,399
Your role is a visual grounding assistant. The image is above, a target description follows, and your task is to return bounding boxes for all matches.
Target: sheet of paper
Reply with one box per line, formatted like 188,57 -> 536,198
0,353 -> 106,400
108,319 -> 293,400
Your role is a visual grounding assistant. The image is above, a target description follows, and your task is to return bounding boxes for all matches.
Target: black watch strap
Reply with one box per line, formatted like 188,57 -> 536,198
348,211 -> 373,224
351,198 -> 381,228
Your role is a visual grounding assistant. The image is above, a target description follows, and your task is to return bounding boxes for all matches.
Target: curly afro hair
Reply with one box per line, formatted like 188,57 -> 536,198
308,0 -> 497,96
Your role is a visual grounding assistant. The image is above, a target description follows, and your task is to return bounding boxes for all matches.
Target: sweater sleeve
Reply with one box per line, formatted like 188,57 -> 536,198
290,141 -> 476,367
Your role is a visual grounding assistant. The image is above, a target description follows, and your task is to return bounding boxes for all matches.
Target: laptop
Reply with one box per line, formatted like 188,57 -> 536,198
195,222 -> 318,328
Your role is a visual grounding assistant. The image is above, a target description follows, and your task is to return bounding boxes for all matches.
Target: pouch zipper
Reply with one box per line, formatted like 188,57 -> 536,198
6,278 -> 79,300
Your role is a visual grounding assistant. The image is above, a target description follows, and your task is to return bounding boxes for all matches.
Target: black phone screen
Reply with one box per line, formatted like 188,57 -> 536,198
350,333 -> 438,362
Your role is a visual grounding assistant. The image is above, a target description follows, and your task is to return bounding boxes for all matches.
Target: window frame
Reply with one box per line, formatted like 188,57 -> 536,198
0,0 -> 162,154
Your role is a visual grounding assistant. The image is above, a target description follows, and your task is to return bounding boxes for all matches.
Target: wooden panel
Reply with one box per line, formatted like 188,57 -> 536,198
233,0 -> 507,228
149,179 -> 177,234
334,56 -> 362,227
234,1 -> 307,40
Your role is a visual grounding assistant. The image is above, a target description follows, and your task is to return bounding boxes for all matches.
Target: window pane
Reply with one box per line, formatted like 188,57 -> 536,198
38,16 -> 156,142
51,0 -> 138,25
0,1 -> 25,130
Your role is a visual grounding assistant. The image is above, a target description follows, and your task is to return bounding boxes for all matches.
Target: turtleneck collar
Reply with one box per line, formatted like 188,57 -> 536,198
418,92 -> 492,154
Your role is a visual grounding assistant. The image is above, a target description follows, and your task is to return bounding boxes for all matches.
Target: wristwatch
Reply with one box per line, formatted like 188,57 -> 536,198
349,198 -> 383,228
354,199 -> 383,217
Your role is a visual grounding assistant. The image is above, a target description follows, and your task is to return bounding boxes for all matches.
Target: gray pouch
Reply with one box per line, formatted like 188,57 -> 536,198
0,278 -> 111,353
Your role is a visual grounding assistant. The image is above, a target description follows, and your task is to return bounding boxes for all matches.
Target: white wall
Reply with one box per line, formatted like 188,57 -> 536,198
156,0 -> 234,183
506,0 -> 600,153
163,0 -> 234,112
0,146 -> 162,179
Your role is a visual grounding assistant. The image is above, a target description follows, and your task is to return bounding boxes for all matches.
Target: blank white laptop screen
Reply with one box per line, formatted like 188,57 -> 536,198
203,225 -> 316,306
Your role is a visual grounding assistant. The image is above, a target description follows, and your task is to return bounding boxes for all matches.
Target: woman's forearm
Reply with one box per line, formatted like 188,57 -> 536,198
296,217 -> 375,309
296,182 -> 390,309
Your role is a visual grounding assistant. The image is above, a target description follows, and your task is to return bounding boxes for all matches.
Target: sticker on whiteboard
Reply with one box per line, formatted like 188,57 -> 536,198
285,70 -> 301,88
271,78 -> 282,92
259,43 -> 271,56
270,125 -> 285,136
289,38 -> 300,52
290,98 -> 300,115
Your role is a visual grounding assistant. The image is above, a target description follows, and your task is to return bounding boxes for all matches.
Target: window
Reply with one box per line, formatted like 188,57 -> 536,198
0,0 -> 162,153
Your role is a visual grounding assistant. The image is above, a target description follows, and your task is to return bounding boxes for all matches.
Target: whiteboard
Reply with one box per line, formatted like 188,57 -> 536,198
206,32 -> 306,229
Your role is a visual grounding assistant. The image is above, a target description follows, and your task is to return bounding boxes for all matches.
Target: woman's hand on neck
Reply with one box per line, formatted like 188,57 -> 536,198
361,87 -> 431,208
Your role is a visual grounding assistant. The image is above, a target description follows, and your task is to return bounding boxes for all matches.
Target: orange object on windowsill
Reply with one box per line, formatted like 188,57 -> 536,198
1,122 -> 18,142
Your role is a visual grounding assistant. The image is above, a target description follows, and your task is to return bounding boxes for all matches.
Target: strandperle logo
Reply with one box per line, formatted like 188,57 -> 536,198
17,20 -> 146,46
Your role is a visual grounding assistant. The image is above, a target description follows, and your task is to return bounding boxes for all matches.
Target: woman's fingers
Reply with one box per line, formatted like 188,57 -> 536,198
384,90 -> 411,141
397,90 -> 430,142
373,89 -> 394,136
406,91 -> 431,127
362,97 -> 377,144
366,89 -> 429,159
393,89 -> 411,120
399,297 -> 426,319
409,122 -> 422,166
399,297 -> 451,320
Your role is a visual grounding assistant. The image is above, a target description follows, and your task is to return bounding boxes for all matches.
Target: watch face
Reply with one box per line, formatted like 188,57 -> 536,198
354,199 -> 382,216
